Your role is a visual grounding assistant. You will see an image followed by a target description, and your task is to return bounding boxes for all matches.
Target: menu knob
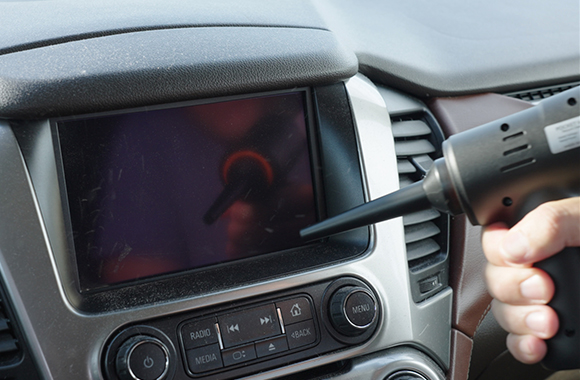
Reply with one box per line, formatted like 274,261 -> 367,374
329,286 -> 377,336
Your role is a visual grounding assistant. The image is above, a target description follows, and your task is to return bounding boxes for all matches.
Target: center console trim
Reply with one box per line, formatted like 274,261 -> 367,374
0,75 -> 451,379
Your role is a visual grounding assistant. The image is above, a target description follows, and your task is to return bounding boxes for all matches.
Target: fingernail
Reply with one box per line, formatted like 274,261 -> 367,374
525,311 -> 548,335
501,230 -> 529,262
518,336 -> 534,357
520,275 -> 548,302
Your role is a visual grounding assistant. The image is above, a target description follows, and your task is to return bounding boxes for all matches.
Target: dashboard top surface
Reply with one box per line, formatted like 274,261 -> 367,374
0,0 -> 327,53
1,0 -> 578,101
314,0 -> 580,96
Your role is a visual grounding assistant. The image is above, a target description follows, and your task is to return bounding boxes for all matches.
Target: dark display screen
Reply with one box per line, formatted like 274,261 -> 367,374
56,92 -> 317,291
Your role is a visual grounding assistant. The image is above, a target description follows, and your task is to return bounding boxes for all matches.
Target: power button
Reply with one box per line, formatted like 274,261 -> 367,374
116,336 -> 169,380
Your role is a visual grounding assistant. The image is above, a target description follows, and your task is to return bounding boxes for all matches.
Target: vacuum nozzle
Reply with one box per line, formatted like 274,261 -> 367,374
300,181 -> 431,241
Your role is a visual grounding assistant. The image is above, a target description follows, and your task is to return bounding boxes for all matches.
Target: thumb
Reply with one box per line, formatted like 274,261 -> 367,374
500,197 -> 580,265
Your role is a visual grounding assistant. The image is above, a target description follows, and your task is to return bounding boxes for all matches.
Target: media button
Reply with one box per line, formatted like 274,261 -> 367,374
286,320 -> 317,349
255,335 -> 289,358
221,343 -> 257,367
276,297 -> 313,325
186,344 -> 223,374
218,304 -> 281,348
181,318 -> 218,349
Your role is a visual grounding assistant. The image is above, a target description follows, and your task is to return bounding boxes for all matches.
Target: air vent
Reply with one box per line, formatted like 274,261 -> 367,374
505,82 -> 580,103
0,295 -> 19,366
0,283 -> 42,379
392,113 -> 450,303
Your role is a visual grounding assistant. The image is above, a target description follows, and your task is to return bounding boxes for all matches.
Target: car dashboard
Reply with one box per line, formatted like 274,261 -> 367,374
0,1 -> 578,380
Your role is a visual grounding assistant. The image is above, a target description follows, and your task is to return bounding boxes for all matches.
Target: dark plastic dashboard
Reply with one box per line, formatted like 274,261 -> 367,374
0,1 -> 578,380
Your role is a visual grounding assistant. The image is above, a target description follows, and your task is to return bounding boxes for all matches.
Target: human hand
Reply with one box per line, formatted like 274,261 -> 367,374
482,197 -> 580,364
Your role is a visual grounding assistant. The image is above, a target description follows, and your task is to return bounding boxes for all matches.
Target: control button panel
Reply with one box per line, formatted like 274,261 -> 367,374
179,296 -> 318,377
103,278 -> 380,380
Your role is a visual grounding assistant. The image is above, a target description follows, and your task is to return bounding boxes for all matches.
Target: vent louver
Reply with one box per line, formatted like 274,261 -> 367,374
0,295 -> 19,366
0,283 -> 42,379
505,82 -> 579,102
392,114 -> 449,303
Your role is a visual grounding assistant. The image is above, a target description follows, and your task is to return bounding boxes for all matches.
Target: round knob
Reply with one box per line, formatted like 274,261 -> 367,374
116,335 -> 170,380
386,370 -> 428,380
329,286 -> 377,336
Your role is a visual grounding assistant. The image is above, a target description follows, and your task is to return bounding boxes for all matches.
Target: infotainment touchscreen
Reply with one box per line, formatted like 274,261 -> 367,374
56,92 -> 317,291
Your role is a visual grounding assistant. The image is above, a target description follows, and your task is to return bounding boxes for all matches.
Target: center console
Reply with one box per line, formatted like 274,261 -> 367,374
0,72 -> 453,379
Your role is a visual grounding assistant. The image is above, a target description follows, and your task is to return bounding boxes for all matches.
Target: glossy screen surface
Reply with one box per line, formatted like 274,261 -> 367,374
57,92 -> 316,291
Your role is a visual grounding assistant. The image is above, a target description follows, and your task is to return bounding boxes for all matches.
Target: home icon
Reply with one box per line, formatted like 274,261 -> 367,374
290,303 -> 302,317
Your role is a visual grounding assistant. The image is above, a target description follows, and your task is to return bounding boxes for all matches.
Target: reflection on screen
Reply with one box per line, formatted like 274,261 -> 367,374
57,92 -> 316,291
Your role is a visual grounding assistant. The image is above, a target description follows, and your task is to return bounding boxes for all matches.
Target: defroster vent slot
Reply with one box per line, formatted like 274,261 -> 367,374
392,113 -> 450,303
505,82 -> 579,103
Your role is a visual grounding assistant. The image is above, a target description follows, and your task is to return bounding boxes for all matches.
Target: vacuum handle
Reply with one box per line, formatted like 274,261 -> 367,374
514,191 -> 580,370
535,247 -> 580,370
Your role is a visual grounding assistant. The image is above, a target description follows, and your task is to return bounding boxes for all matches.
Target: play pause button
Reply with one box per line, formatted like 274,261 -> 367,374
255,336 -> 289,358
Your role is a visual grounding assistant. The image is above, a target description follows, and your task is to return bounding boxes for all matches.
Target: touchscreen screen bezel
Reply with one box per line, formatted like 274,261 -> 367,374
46,84 -> 368,312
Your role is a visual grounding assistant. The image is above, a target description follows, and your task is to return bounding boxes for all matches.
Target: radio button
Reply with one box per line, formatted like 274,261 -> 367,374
222,343 -> 257,367
218,304 -> 281,348
285,320 -> 317,349
181,318 -> 218,349
255,336 -> 289,358
186,344 -> 223,374
276,297 -> 312,325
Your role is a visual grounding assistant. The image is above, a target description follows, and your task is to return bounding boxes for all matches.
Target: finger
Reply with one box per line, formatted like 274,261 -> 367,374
485,264 -> 554,305
491,300 -> 559,339
506,333 -> 547,364
500,197 -> 580,265
481,222 -> 513,267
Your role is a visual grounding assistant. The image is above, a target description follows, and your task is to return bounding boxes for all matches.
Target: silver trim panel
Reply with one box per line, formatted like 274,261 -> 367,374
0,75 -> 451,379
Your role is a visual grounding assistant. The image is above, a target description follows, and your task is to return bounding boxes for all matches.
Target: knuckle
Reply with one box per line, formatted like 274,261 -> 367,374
531,203 -> 565,242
